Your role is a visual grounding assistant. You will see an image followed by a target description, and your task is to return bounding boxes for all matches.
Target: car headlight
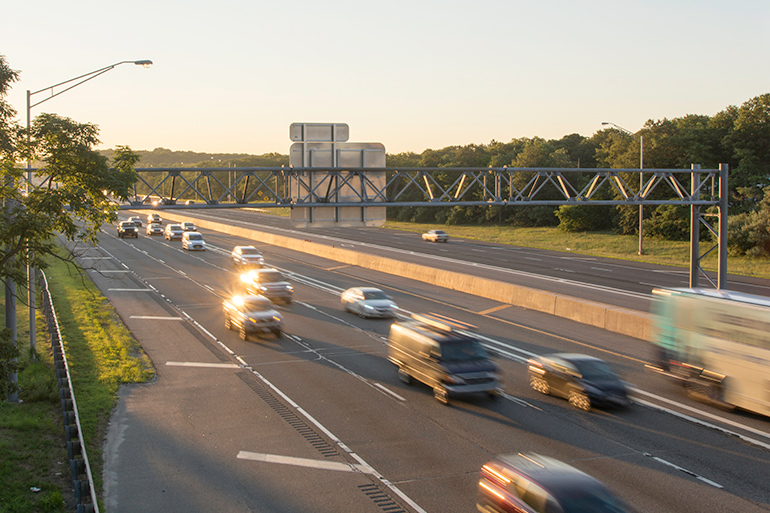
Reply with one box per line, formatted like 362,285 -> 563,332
364,304 -> 375,310
260,286 -> 268,291
285,285 -> 293,291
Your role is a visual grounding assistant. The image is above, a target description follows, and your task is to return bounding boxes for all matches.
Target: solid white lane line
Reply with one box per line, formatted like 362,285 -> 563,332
373,383 -> 406,402
166,361 -> 240,369
130,316 -> 183,320
651,456 -> 723,488
237,451 -> 373,474
107,288 -> 151,292
90,270 -> 131,273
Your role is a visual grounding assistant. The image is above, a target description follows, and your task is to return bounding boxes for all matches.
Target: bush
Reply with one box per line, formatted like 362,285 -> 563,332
0,327 -> 20,398
556,205 -> 615,232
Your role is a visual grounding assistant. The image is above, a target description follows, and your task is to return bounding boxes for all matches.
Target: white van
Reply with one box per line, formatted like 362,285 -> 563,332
182,231 -> 206,250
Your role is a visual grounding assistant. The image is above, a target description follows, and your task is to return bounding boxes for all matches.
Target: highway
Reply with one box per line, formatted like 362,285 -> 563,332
148,208 -> 770,313
77,215 -> 770,512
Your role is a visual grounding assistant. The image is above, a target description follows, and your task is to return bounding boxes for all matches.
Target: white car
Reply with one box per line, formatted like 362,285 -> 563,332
182,231 -> 206,250
422,230 -> 449,243
164,224 -> 184,240
181,222 -> 197,232
232,245 -> 264,268
341,287 -> 398,319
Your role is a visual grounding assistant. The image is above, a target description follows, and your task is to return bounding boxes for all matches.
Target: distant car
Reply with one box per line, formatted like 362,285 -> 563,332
341,287 -> 398,319
240,268 -> 293,304
117,221 -> 138,238
147,213 -> 162,225
181,222 -> 197,232
184,200 -> 195,205
223,294 -> 283,340
164,224 -> 184,241
477,453 -> 631,513
231,245 -> 265,268
422,229 -> 449,243
182,231 -> 206,251
528,353 -> 630,411
128,216 -> 143,227
146,223 -> 163,236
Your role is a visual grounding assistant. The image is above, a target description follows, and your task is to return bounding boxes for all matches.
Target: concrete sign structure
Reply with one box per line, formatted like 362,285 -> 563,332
289,123 -> 386,227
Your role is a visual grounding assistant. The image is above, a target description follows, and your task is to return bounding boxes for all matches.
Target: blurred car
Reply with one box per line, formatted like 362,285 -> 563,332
128,216 -> 143,227
223,294 -> 283,340
117,221 -> 138,238
182,231 -> 206,251
146,223 -> 163,236
232,245 -> 264,268
477,453 -> 631,513
240,268 -> 293,304
528,353 -> 629,411
184,200 -> 195,205
181,221 -> 197,232
164,224 -> 184,241
422,229 -> 449,243
147,213 -> 162,225
341,287 -> 397,318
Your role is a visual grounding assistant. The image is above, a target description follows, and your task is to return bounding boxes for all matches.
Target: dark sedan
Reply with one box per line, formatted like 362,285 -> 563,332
528,353 -> 629,411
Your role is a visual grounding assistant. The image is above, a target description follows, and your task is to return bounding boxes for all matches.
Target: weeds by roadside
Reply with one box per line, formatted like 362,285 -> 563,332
1,252 -> 154,512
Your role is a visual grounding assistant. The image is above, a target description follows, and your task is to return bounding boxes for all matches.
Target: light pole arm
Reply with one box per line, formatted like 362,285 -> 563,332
27,60 -> 152,111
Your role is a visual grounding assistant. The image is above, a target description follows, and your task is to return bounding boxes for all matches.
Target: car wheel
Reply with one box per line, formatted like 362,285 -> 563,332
224,316 -> 231,330
343,302 -> 350,312
530,376 -> 549,395
568,389 -> 591,411
284,298 -> 292,305
239,324 -> 248,341
398,367 -> 413,385
433,386 -> 449,405
358,309 -> 367,319
272,329 -> 282,338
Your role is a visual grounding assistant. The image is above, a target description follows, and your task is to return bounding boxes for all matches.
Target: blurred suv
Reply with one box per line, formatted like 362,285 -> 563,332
240,268 -> 293,304
223,294 -> 283,340
528,353 -> 629,411
146,223 -> 163,236
164,224 -> 184,240
147,213 -> 162,225
477,453 -> 630,513
117,221 -> 138,238
232,245 -> 264,268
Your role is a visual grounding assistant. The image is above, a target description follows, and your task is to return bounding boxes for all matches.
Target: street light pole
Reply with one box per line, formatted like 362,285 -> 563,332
23,59 -> 152,358
602,122 -> 644,255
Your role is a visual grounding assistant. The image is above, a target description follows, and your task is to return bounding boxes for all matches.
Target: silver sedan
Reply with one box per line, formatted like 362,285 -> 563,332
341,287 -> 398,319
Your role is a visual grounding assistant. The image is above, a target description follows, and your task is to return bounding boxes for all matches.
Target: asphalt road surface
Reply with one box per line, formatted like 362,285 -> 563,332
69,216 -> 770,513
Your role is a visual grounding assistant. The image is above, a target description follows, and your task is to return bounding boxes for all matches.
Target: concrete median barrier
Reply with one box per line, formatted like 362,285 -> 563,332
155,211 -> 651,340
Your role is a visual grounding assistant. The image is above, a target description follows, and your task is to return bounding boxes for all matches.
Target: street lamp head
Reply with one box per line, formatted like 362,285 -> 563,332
133,60 -> 153,68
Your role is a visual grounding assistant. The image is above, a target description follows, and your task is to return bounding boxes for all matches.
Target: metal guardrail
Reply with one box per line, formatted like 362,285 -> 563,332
39,271 -> 99,513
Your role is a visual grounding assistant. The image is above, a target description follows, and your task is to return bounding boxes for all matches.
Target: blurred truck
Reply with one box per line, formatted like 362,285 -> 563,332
649,287 -> 770,416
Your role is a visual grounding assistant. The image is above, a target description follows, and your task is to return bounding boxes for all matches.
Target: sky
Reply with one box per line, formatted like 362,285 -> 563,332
3,0 -> 769,156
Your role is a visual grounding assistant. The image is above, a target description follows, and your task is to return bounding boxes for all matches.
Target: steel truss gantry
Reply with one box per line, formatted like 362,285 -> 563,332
127,164 -> 728,288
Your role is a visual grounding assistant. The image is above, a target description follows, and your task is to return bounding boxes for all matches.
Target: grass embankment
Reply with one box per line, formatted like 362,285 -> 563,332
0,254 -> 154,512
384,221 -> 770,279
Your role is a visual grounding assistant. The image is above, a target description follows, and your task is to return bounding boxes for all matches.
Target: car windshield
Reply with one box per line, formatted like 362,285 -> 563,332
188,233 -> 203,240
259,272 -> 284,283
120,222 -> 134,227
363,290 -> 388,300
169,225 -> 182,230
548,484 -> 629,513
434,230 -> 446,235
240,247 -> 261,255
573,360 -> 617,380
243,299 -> 272,312
439,339 -> 489,362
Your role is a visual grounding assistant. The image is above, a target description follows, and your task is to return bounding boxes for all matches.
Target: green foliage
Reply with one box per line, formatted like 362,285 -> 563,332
728,186 -> 770,256
643,205 -> 691,241
556,205 -> 615,232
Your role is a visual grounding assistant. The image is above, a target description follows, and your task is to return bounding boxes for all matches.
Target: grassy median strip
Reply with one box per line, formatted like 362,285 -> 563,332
384,221 -> 770,279
0,252 -> 155,512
